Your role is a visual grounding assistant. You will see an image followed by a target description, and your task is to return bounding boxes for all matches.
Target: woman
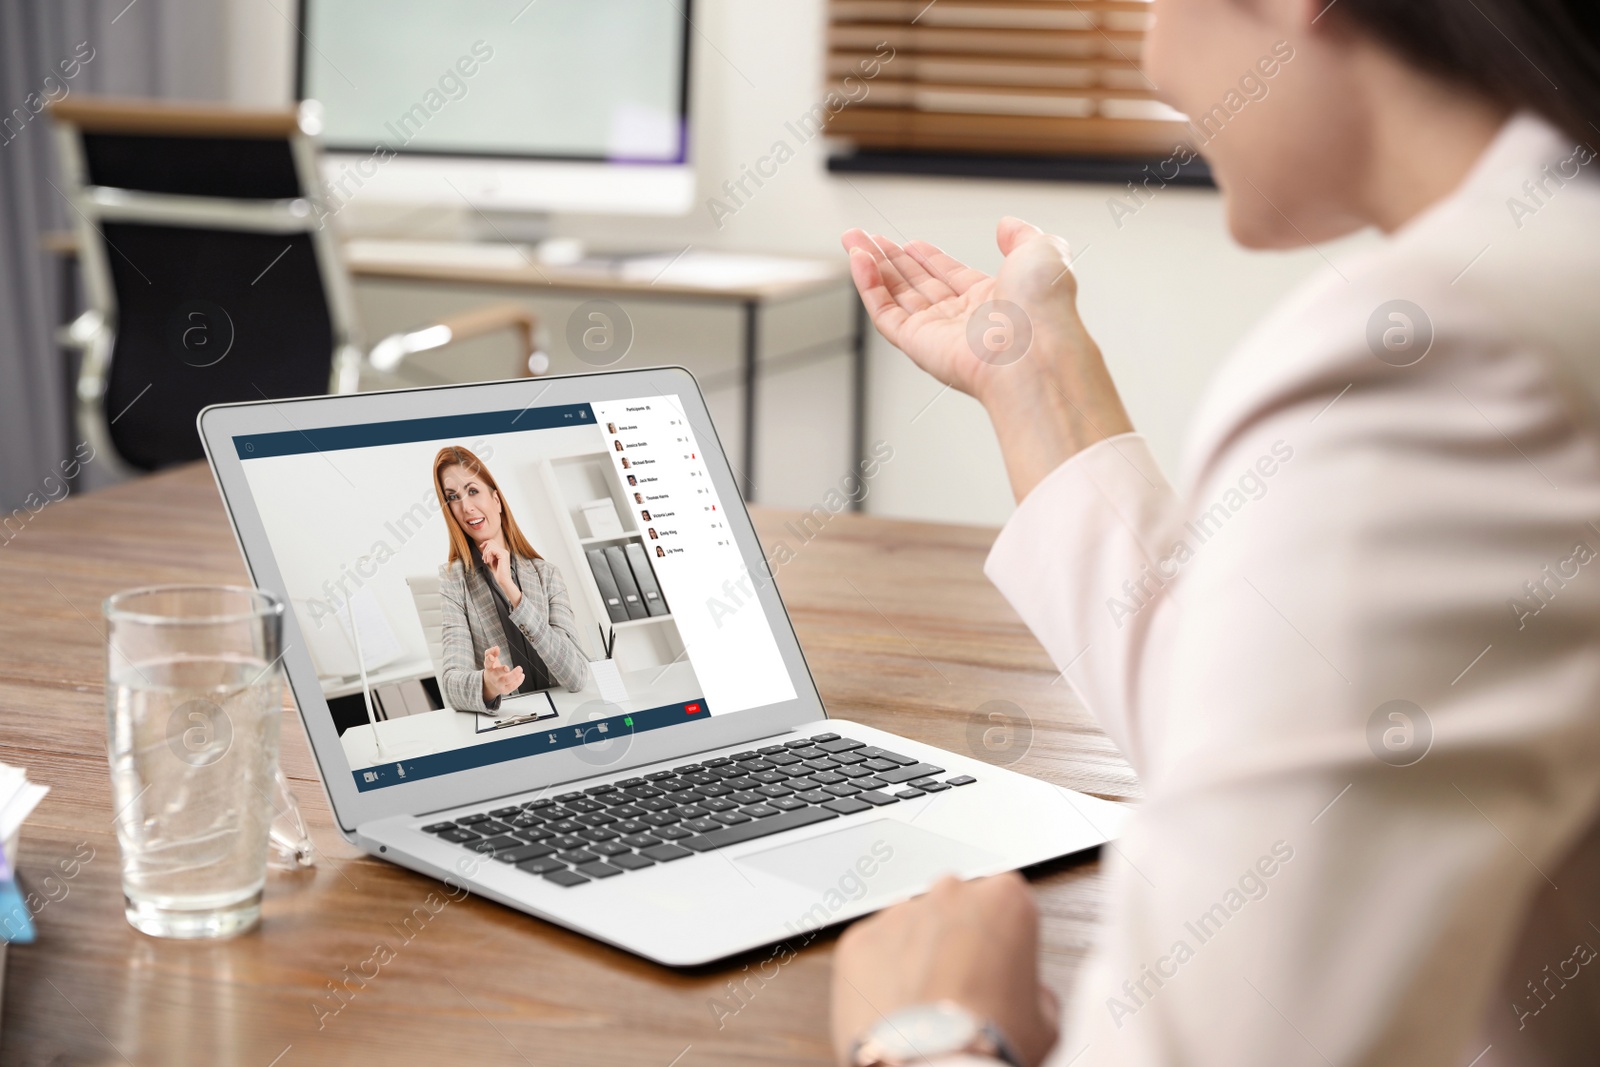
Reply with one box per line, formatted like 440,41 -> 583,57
432,446 -> 589,713
831,2 -> 1600,1066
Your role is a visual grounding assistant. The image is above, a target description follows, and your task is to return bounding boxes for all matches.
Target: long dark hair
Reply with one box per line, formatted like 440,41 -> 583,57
1337,1 -> 1600,146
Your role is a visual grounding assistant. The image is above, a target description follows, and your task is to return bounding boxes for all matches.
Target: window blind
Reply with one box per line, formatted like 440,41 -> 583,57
825,0 -> 1190,158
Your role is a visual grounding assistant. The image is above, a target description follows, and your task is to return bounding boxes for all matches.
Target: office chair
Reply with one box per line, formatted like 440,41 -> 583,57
49,97 -> 548,474
405,573 -> 456,712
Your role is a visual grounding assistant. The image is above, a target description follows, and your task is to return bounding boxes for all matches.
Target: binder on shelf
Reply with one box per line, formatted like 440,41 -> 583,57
604,545 -> 649,620
625,542 -> 669,616
586,549 -> 630,624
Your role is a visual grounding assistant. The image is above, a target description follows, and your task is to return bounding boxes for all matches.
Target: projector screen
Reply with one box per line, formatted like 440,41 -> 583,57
299,0 -> 689,164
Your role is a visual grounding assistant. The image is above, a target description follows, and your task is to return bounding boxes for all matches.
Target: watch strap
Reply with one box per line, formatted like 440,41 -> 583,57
849,1002 -> 1026,1067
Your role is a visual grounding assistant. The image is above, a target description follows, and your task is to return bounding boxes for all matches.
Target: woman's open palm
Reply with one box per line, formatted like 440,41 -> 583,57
841,216 -> 1132,500
482,645 -> 524,701
841,218 -> 1091,402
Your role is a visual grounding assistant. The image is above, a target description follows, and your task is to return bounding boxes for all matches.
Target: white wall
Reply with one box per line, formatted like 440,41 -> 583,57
223,0 -> 294,108
224,0 -> 1373,526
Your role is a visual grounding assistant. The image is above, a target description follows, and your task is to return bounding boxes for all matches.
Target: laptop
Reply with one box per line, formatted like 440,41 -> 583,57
199,366 -> 1129,966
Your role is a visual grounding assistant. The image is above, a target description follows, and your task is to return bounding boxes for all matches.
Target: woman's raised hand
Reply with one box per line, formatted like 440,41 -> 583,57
481,644 -> 524,703
480,537 -> 522,609
841,219 -> 1133,501
841,219 -> 1067,399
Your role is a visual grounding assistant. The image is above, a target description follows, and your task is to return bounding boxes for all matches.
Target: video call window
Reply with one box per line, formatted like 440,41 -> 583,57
232,403 -> 752,787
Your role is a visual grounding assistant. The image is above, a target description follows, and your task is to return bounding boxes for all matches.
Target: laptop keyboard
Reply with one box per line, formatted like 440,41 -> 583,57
419,734 -> 977,887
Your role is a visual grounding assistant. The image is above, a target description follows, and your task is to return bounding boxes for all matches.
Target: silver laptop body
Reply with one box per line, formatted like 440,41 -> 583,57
199,367 -> 1127,965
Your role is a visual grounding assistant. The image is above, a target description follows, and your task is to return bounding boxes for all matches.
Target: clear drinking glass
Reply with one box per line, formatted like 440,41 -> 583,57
104,585 -> 284,938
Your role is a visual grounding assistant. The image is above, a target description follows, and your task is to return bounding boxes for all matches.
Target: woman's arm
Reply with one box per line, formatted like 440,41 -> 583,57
985,434 -> 1183,770
1042,333 -> 1600,1064
843,219 -> 1132,502
834,348 -> 1600,1067
845,219 -> 1179,765
437,565 -> 496,713
508,559 -> 591,692
839,272 -> 1600,1064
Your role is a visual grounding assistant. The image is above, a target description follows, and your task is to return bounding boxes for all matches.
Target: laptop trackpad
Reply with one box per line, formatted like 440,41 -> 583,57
736,819 -> 1002,898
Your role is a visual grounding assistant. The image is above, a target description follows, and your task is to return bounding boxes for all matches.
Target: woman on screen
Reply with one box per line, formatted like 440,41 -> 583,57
432,445 -> 589,712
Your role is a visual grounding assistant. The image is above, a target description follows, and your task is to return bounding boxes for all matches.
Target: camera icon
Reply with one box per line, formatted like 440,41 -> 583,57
569,700 -> 634,767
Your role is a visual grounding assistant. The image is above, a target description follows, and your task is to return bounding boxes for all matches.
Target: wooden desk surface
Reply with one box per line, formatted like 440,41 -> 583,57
0,464 -> 1136,1067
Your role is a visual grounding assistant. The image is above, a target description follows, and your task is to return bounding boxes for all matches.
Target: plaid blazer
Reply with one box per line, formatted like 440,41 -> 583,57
437,553 -> 590,713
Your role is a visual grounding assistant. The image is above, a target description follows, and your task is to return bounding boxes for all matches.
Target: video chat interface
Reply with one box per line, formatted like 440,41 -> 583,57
232,395 -> 796,792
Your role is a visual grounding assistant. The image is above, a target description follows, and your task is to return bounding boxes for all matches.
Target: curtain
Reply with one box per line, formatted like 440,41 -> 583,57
0,0 -> 227,510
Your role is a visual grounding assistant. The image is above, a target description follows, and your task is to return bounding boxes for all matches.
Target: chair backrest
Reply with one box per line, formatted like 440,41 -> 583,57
50,98 -> 359,471
405,572 -> 454,711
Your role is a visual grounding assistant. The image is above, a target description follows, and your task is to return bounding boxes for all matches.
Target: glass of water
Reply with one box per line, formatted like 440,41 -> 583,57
104,585 -> 284,938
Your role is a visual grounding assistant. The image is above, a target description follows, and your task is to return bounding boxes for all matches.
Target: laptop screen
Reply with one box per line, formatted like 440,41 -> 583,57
232,394 -> 796,792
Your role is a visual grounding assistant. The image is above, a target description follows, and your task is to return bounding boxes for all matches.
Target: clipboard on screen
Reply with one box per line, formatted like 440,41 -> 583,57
473,690 -> 558,733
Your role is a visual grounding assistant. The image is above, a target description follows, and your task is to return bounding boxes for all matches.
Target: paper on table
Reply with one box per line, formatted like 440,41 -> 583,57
0,760 -> 47,943
0,763 -> 47,844
0,840 -> 31,943
0,783 -> 47,845
0,765 -> 23,813
589,660 -> 629,705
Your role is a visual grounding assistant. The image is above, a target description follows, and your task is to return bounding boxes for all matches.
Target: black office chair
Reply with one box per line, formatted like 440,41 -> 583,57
49,97 -> 547,473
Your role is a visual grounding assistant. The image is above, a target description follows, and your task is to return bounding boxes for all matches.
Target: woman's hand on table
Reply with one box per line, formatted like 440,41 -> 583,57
842,219 -> 1133,501
831,872 -> 1059,1067
480,645 -> 524,703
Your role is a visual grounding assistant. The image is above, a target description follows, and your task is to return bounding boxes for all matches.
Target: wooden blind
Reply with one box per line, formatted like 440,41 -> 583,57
825,0 -> 1190,158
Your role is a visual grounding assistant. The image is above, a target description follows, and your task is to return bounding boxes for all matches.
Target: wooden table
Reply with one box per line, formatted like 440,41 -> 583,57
0,464 -> 1137,1067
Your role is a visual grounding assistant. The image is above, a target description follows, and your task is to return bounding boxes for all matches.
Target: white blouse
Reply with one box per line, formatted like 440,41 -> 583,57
986,114 -> 1600,1066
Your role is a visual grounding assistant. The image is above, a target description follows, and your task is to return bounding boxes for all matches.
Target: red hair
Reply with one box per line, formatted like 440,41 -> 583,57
431,445 -> 540,566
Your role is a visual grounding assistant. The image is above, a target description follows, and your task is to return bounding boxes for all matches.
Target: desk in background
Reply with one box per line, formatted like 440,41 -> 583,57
343,242 -> 866,508
0,463 -> 1137,1066
42,232 -> 866,508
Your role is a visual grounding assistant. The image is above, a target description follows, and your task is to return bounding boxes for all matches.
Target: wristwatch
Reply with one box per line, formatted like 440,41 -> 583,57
849,1001 -> 1023,1067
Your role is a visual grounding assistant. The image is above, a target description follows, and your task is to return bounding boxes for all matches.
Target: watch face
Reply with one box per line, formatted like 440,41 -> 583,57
875,1002 -> 981,1058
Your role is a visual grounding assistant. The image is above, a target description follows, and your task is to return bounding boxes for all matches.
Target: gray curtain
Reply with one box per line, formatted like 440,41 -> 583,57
0,0 -> 227,510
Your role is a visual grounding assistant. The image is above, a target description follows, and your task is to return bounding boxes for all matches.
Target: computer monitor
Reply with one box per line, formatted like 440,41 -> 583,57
297,0 -> 694,217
